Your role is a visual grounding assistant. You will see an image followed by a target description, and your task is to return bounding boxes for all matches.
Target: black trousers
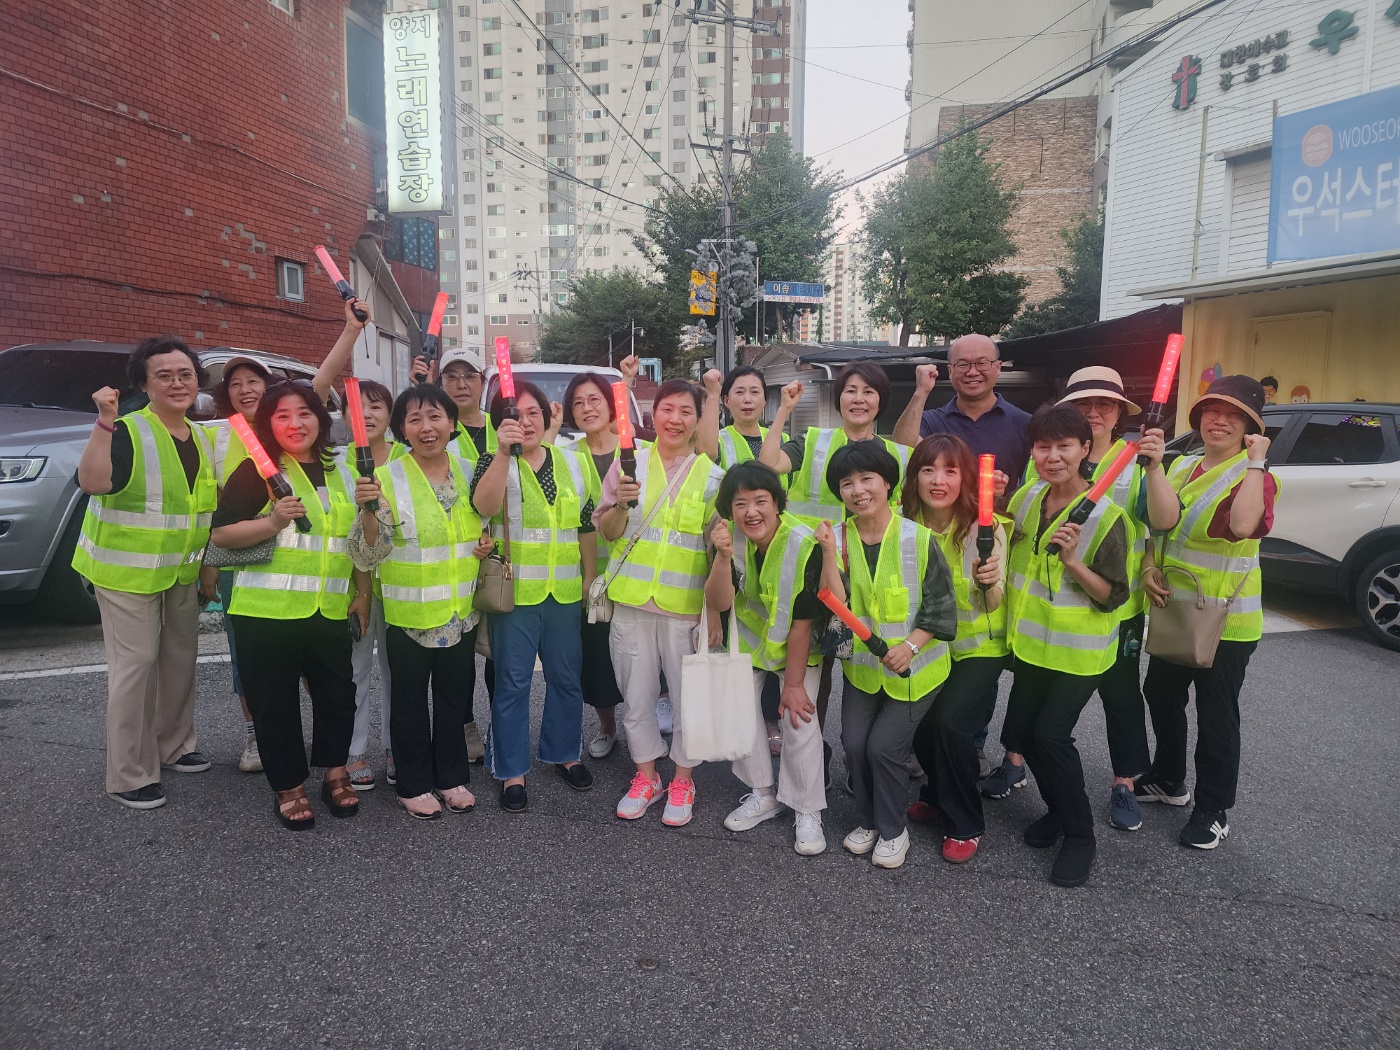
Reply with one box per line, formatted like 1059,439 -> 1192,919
1098,613 -> 1152,778
459,622 -> 495,726
230,612 -> 356,793
1003,658 -> 1102,840
386,625 -> 474,799
580,615 -> 624,710
1143,640 -> 1256,813
914,655 -> 1006,839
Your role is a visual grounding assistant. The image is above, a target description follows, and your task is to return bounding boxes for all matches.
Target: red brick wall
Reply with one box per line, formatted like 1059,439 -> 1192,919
930,97 -> 1098,305
0,0 -> 388,365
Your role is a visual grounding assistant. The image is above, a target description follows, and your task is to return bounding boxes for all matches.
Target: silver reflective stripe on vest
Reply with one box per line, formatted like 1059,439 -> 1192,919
77,533 -> 196,570
210,424 -> 231,480
719,430 -> 739,465
805,429 -> 838,505
276,531 -> 349,554
1075,498 -> 1111,562
1172,548 -> 1259,575
1168,457 -> 1247,557
508,526 -> 579,544
514,563 -> 581,581
90,503 -> 211,531
237,572 -> 351,595
392,542 -> 480,565
387,460 -> 419,542
382,578 -> 479,603
839,518 -> 948,677
126,413 -> 164,512
1010,571 -> 1097,609
1167,583 -> 1263,615
734,521 -> 811,657
1012,482 -> 1048,535
1013,617 -> 1118,651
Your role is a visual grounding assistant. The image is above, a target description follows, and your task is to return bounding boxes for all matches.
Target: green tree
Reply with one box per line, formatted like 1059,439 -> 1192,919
860,126 -> 1027,344
536,268 -> 690,374
1004,210 -> 1104,339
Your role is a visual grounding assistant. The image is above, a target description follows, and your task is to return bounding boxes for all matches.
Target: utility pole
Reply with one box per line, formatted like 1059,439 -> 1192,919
513,261 -> 546,357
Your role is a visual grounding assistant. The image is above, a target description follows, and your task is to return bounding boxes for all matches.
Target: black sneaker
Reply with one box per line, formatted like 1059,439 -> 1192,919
165,751 -> 212,773
1179,808 -> 1229,850
500,783 -> 528,813
108,784 -> 167,810
555,762 -> 594,792
1050,835 -> 1096,887
1134,774 -> 1190,807
1023,812 -> 1063,849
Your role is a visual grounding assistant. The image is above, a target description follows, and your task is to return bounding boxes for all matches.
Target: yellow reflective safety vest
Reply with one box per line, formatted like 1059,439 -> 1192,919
207,421 -> 250,486
836,515 -> 951,701
72,407 -> 217,594
717,425 -> 766,468
730,513 -> 822,672
930,519 -> 1010,661
787,427 -> 911,526
376,454 -> 483,630
489,445 -> 587,606
1160,450 -> 1272,643
573,437 -> 649,564
452,417 -> 498,466
1005,480 -> 1124,676
605,448 -> 724,615
228,457 -> 358,619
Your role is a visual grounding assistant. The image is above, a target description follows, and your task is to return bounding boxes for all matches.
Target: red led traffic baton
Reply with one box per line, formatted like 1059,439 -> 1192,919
1138,333 -> 1183,466
976,454 -> 996,610
613,380 -> 638,508
494,337 -> 522,457
342,376 -> 379,513
817,587 -> 910,678
1044,440 -> 1140,556
313,245 -> 368,323
228,413 -> 311,533
421,291 -> 449,367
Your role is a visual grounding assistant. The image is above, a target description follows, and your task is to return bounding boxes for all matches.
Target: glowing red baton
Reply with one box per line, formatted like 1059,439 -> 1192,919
342,376 -> 379,512
494,337 -> 522,456
817,587 -> 910,678
613,381 -> 637,507
976,454 -> 996,595
313,245 -> 368,322
1045,440 -> 1140,556
421,292 -> 448,366
228,413 -> 311,532
1138,333 -> 1183,465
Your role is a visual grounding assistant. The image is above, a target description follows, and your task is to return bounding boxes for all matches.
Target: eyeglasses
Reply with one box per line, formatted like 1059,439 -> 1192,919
572,395 -> 607,410
151,370 -> 198,387
950,358 -> 999,375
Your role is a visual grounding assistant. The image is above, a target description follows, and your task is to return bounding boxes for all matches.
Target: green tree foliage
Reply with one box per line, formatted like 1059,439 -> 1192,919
1004,210 -> 1104,339
860,126 -> 1027,344
536,269 -> 689,374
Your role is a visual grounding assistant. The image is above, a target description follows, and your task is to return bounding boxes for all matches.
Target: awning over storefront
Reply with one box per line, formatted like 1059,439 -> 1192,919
1132,251 -> 1400,301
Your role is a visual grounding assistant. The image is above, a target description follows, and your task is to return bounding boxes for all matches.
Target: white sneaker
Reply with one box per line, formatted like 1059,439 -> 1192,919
794,812 -> 827,856
873,829 -> 911,869
656,694 -> 674,735
238,735 -> 262,773
588,732 -> 617,759
723,791 -> 783,832
842,826 -> 879,856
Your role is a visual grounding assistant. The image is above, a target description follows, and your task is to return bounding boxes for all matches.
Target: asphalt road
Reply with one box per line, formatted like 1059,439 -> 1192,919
1,621 -> 1396,1049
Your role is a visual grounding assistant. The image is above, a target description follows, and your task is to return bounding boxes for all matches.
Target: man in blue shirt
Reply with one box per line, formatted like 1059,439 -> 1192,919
893,334 -> 1031,488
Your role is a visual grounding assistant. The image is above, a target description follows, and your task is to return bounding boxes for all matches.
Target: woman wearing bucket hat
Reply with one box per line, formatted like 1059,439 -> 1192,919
1139,375 -> 1277,850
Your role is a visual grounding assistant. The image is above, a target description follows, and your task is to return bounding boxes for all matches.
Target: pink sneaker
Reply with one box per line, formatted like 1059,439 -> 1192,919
661,777 -> 696,827
616,771 -> 664,820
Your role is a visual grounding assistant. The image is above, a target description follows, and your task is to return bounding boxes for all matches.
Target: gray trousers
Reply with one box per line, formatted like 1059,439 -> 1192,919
841,684 -> 937,841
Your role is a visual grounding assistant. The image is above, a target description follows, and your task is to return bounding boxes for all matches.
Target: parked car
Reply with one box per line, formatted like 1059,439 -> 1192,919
1164,402 -> 1400,651
481,362 -> 649,441
0,340 -> 343,624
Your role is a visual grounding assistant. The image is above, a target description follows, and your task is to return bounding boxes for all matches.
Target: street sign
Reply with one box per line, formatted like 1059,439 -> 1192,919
689,269 -> 717,315
763,280 -> 824,304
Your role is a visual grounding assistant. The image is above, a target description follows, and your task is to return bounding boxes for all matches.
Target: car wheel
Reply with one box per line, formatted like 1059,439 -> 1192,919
34,507 -> 101,625
1354,551 -> 1400,652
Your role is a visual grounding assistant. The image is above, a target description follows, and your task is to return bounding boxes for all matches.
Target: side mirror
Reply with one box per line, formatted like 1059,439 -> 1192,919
188,393 -> 217,421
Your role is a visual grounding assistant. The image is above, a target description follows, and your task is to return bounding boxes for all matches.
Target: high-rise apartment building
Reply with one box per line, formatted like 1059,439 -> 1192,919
437,1 -> 806,363
821,239 -> 894,344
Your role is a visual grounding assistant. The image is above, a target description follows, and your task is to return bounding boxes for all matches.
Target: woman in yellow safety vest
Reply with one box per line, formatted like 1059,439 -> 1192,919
350,383 -> 492,820
561,359 -> 639,760
596,379 -> 725,829
210,381 -> 365,830
1003,404 -> 1130,887
900,433 -> 1009,865
822,440 -> 958,871
1140,375 -> 1277,851
471,382 -> 597,813
203,296 -> 369,777
75,336 -> 219,811
698,364 -> 770,468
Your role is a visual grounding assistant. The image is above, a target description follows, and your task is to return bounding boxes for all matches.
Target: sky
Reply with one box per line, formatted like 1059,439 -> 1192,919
800,0 -> 913,236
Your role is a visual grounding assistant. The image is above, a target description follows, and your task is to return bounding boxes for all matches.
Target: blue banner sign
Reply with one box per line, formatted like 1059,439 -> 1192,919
763,280 -> 824,304
1269,84 -> 1400,263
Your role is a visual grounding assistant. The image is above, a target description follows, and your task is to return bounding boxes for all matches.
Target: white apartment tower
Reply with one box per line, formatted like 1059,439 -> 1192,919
437,1 -> 806,362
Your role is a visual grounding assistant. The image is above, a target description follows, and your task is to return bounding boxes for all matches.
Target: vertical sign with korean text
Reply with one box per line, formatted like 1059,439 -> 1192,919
1269,84 -> 1400,263
384,10 -> 443,213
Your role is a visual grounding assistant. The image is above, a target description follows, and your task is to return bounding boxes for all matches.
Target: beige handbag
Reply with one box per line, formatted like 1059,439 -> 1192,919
473,483 -> 515,614
1144,563 -> 1250,669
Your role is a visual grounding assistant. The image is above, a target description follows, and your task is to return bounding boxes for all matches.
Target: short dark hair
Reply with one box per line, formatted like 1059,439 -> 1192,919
128,335 -> 207,393
717,461 -> 788,518
562,372 -> 616,429
825,439 -> 901,504
720,365 -> 765,400
390,383 -> 459,444
489,380 -> 550,431
831,361 -> 891,417
653,378 -> 703,415
1028,403 -> 1092,447
1260,375 -> 1278,389
213,360 -> 273,416
255,381 -> 335,468
358,378 -> 393,409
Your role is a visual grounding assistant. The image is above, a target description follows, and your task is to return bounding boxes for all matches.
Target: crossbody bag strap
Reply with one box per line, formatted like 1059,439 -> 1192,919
600,452 -> 695,588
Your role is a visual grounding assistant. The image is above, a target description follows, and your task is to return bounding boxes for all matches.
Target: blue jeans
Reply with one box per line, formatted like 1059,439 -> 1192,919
486,597 -> 584,780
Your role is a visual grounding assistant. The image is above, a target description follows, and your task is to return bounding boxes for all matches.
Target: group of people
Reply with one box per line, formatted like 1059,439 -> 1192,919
76,311 -> 1276,887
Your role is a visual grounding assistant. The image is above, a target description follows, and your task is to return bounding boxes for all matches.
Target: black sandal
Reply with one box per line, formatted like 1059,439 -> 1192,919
320,775 -> 360,818
274,789 -> 315,831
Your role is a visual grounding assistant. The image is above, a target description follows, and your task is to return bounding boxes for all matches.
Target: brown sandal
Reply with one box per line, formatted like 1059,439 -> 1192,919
274,789 -> 315,831
320,775 -> 360,818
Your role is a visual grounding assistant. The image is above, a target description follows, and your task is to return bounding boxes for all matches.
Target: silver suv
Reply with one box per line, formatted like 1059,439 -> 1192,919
0,341 -> 342,623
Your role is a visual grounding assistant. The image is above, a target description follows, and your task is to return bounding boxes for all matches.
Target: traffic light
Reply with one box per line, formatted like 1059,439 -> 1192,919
689,269 -> 717,316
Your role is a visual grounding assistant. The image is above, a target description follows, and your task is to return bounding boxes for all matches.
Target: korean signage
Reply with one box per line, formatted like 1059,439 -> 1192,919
762,281 -> 824,304
1268,84 -> 1400,263
384,11 -> 443,213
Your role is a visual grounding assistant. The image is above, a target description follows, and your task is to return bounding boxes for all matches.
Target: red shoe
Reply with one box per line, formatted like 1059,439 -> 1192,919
942,836 -> 981,864
907,799 -> 940,823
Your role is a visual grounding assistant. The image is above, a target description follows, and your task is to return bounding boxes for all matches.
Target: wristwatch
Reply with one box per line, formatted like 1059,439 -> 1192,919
905,641 -> 922,656
1245,460 -> 1268,471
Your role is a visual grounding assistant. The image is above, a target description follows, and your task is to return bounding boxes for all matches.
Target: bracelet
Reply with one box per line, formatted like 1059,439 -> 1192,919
1245,460 -> 1267,471
95,419 -> 117,433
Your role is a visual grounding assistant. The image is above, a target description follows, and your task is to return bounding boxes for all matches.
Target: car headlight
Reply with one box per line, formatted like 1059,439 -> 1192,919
0,457 -> 46,482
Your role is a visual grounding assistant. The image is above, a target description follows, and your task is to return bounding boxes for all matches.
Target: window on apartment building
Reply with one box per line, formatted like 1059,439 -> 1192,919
582,60 -> 608,73
583,131 -> 608,142
672,137 -> 685,149
753,72 -> 782,85
583,154 -> 609,166
484,113 -> 503,125
589,83 -> 609,95
537,10 -> 565,24
582,35 -> 607,48
488,270 -> 506,281
466,325 -> 480,335
643,2 -> 656,14
488,249 -> 506,259
644,174 -> 663,186
487,204 -> 504,215
488,227 -> 505,237
463,259 -> 478,270
482,17 -> 501,30
442,314 -> 458,327
491,293 -> 509,303
459,56 -> 472,68
697,75 -> 716,90
671,161 -> 686,173
643,127 -> 659,140
276,259 -> 304,302
439,227 -> 456,240
344,14 -> 385,134
483,42 -> 501,56
489,315 -> 507,325
582,8 -> 608,22
672,114 -> 686,127
586,224 -> 607,235
270,0 -> 293,14
643,55 -> 660,68
698,52 -> 717,64
458,31 -> 471,43
465,304 -> 479,314
591,247 -> 609,257
643,29 -> 661,43
483,67 -> 502,79
673,89 -> 686,102
646,150 -> 660,162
